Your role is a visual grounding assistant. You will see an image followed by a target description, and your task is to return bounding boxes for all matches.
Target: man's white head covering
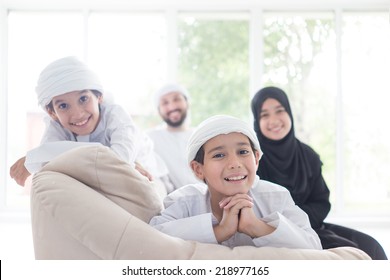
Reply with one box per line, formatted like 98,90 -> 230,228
36,56 -> 104,109
154,83 -> 190,108
187,115 -> 262,164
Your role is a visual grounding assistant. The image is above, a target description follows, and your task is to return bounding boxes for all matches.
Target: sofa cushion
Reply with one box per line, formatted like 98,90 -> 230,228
40,144 -> 163,222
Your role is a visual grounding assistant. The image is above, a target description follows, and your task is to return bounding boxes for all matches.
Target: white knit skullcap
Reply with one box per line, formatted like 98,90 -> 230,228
36,56 -> 104,108
154,83 -> 190,108
187,115 -> 262,164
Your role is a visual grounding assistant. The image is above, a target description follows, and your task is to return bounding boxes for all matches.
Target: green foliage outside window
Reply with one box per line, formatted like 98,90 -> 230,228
178,17 -> 250,125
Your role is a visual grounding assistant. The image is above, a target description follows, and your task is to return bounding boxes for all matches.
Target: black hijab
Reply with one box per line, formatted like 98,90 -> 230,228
251,86 -> 315,198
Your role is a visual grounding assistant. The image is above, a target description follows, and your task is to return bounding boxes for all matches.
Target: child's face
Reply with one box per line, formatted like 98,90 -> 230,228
48,90 -> 102,136
191,132 -> 260,198
259,98 -> 292,140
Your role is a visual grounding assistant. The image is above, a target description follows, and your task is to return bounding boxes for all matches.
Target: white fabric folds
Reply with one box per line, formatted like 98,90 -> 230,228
25,141 -> 101,173
186,115 -> 262,164
36,56 -> 104,108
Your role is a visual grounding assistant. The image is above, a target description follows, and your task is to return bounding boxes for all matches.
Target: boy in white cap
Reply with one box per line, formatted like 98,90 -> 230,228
10,56 -> 167,196
150,115 -> 322,249
147,83 -> 198,192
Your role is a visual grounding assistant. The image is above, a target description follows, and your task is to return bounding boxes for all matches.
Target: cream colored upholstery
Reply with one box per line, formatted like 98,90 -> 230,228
31,145 -> 370,260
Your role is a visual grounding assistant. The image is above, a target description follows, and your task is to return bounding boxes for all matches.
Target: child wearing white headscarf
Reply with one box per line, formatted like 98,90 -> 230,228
10,56 -> 169,197
149,115 -> 322,249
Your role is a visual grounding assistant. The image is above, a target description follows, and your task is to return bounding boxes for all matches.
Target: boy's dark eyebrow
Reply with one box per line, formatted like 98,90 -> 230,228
206,145 -> 224,155
53,90 -> 88,105
53,98 -> 65,106
206,142 -> 250,154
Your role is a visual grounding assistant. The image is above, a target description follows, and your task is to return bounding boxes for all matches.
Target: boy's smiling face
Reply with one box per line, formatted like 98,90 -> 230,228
48,90 -> 102,136
191,132 -> 260,199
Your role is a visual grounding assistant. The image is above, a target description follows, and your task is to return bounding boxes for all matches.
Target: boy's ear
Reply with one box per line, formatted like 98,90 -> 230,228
190,160 -> 205,180
254,150 -> 262,167
47,108 -> 59,121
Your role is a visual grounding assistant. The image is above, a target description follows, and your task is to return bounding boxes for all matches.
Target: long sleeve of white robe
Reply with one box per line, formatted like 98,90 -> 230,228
147,127 -> 199,190
25,103 -> 139,173
149,177 -> 322,250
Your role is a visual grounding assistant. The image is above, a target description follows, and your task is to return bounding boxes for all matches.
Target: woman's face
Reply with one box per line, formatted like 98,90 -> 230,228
258,98 -> 292,140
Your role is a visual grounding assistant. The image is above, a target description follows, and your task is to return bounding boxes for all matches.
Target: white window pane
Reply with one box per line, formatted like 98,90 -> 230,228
342,12 -> 390,214
87,12 -> 167,126
7,11 -> 84,209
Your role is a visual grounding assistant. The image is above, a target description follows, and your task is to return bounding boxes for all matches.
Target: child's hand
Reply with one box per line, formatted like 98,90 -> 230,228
213,194 -> 253,243
238,207 -> 275,238
218,194 -> 253,210
135,162 -> 153,181
10,156 -> 31,186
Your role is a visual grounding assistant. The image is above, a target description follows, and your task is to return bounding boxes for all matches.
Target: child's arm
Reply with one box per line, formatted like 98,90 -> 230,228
104,105 -> 138,164
238,207 -> 275,238
249,190 -> 322,250
11,117 -> 80,186
149,186 -> 219,244
135,161 -> 153,181
9,156 -> 31,186
253,210 -> 322,249
24,141 -> 101,174
151,212 -> 217,243
150,208 -> 218,244
212,210 -> 239,243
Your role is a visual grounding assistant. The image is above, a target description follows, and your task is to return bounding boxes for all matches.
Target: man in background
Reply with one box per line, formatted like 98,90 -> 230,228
147,84 -> 199,192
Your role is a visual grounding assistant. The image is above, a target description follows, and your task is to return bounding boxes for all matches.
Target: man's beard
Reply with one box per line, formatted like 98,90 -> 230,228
163,110 -> 187,128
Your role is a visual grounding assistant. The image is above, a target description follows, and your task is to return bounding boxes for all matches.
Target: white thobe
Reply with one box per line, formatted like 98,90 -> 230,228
150,176 -> 322,250
147,127 -> 199,190
25,103 -> 168,179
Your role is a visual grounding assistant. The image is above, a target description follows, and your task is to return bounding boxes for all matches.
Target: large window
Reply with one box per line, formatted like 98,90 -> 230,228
2,7 -> 390,217
341,12 -> 390,215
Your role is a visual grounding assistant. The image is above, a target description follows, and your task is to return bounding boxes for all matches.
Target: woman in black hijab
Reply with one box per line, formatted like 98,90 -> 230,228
251,86 -> 387,260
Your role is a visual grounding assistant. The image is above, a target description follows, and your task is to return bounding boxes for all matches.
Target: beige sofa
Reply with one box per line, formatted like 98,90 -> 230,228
30,145 -> 370,260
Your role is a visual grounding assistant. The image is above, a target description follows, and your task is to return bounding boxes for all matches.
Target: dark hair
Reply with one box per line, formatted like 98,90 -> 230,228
193,136 -> 257,164
45,90 -> 102,112
193,145 -> 205,164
